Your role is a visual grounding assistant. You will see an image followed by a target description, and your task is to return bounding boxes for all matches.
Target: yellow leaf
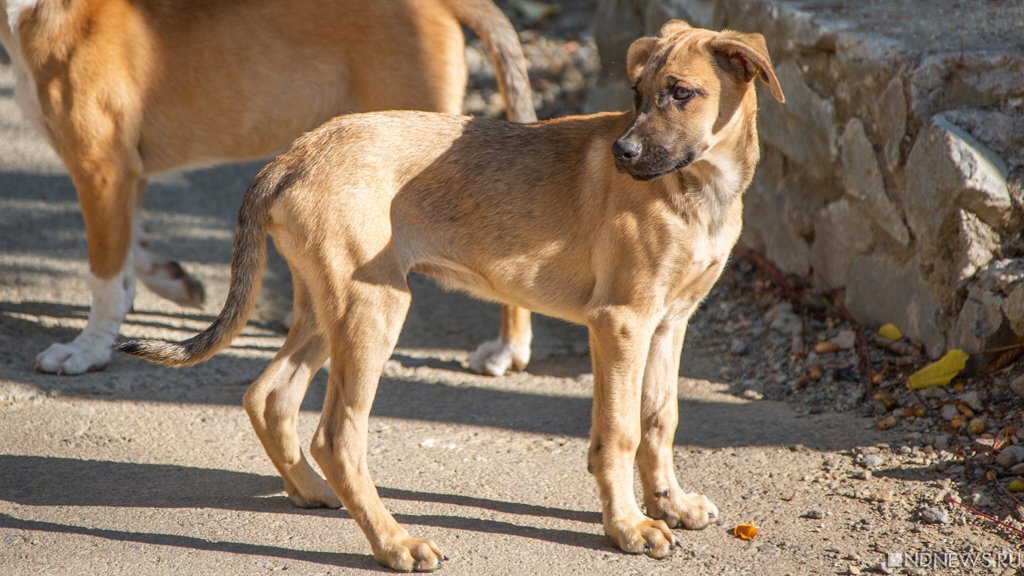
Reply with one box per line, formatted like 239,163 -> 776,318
733,523 -> 758,540
907,349 -> 969,390
878,323 -> 903,340
1009,479 -> 1024,493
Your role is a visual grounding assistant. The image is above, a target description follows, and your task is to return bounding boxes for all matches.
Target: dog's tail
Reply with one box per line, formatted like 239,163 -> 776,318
446,0 -> 537,124
116,164 -> 287,367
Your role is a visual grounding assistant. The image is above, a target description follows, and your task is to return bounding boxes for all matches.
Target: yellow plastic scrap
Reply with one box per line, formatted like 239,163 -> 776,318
733,523 -> 758,541
907,349 -> 969,390
878,323 -> 903,341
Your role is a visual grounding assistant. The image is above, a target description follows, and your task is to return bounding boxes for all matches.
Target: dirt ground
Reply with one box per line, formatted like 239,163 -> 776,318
0,4 -> 1020,576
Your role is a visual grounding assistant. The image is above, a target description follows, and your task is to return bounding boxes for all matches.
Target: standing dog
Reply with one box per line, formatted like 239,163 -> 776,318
121,20 -> 784,572
1,0 -> 535,376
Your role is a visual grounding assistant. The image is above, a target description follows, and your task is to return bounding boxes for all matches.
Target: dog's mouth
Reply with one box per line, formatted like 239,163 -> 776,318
625,151 -> 696,181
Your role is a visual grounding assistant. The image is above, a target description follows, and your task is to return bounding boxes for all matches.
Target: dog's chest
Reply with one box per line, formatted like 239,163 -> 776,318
661,200 -> 742,313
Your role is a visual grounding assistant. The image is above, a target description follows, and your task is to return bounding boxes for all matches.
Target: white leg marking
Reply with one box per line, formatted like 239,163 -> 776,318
468,329 -> 532,377
36,263 -> 136,375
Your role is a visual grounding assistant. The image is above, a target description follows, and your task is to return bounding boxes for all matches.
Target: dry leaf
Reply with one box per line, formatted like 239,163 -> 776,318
814,341 -> 840,354
907,349 -> 969,389
876,415 -> 898,430
733,523 -> 758,540
873,391 -> 896,409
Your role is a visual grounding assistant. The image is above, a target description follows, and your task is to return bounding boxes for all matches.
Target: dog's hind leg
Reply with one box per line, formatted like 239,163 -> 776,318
468,305 -> 532,376
243,274 -> 338,509
132,179 -> 205,308
310,280 -> 443,572
636,319 -> 719,530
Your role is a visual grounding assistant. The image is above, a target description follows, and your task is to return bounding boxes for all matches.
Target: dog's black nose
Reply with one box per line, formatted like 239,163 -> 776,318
612,138 -> 642,163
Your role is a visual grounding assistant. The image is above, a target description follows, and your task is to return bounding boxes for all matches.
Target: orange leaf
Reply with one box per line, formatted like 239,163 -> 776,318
733,523 -> 758,540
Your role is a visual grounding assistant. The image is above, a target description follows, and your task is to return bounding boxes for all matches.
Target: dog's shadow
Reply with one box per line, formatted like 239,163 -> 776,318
0,455 -> 606,566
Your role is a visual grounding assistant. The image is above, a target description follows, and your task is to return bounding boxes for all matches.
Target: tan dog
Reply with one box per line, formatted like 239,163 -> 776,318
120,19 -> 784,572
1,0 -> 535,376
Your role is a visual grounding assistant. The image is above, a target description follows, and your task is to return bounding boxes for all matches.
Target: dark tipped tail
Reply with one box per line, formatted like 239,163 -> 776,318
446,0 -> 538,124
117,164 -> 288,367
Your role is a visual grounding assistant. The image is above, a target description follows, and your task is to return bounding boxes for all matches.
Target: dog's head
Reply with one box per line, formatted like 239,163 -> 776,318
612,20 -> 785,180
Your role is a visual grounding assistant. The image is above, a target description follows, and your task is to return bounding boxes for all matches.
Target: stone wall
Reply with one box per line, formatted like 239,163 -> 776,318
587,0 -> 1024,358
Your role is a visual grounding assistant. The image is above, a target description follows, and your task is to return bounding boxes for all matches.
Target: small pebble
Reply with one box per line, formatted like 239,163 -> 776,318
939,404 -> 959,421
832,329 -> 857,350
730,339 -> 749,356
1010,375 -> 1024,397
861,454 -> 883,469
767,303 -> 802,335
741,389 -> 764,401
802,509 -> 825,519
960,390 -> 984,412
419,438 -> 436,448
970,492 -> 991,507
919,507 -> 949,525
996,445 -> 1024,467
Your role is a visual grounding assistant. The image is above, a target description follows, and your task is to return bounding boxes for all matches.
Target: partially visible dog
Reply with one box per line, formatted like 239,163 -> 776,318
120,19 -> 784,572
1,0 -> 535,376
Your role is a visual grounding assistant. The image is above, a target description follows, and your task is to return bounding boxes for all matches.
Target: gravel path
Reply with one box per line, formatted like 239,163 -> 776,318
0,3 -> 1020,574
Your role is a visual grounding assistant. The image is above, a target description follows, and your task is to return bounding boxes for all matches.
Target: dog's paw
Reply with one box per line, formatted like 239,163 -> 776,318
468,338 -> 530,376
374,535 -> 444,572
36,341 -> 110,375
646,490 -> 719,530
137,260 -> 205,308
286,479 -> 342,509
605,515 -> 676,559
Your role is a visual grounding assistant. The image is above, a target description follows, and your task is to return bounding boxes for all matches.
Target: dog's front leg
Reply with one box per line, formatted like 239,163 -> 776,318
637,319 -> 719,529
36,151 -> 140,374
586,308 -> 675,558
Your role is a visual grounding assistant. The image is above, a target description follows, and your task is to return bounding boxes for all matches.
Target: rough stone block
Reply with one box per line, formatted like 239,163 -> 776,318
844,255 -> 945,357
810,199 -> 873,289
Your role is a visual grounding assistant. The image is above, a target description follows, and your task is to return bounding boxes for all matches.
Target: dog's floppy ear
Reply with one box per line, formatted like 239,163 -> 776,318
710,30 -> 785,103
657,19 -> 692,39
626,36 -> 658,84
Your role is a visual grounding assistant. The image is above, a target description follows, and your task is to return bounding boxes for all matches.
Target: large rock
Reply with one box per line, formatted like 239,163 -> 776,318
840,118 -> 909,246
589,0 -> 1024,356
809,199 -> 873,289
904,115 -> 1012,244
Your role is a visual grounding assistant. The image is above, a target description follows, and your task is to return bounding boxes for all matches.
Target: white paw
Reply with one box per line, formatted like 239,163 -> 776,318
468,338 -> 531,376
137,260 -> 204,308
36,340 -> 111,374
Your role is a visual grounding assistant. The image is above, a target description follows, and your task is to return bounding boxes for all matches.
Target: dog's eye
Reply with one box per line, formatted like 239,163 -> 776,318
632,85 -> 641,109
672,86 -> 695,102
